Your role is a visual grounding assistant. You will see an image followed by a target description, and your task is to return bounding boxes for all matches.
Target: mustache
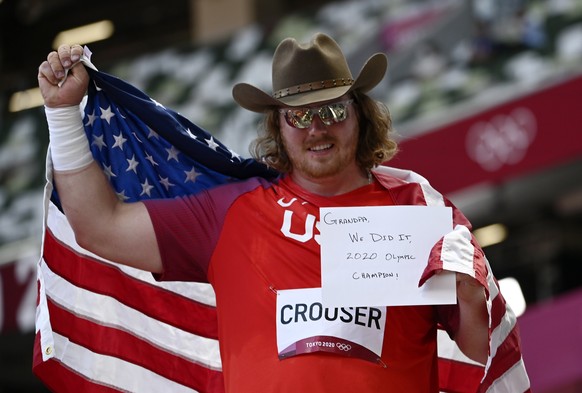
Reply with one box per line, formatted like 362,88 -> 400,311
305,137 -> 335,149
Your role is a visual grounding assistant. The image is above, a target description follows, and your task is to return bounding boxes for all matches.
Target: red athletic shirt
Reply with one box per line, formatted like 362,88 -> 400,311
145,175 -> 441,393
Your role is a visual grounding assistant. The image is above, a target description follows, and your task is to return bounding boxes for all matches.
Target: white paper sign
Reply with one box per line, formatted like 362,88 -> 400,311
320,206 -> 455,307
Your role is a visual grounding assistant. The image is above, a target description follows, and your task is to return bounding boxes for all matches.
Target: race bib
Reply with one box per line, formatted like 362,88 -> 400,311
276,287 -> 386,364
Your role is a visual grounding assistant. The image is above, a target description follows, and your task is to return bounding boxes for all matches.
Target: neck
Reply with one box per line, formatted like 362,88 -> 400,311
290,168 -> 371,196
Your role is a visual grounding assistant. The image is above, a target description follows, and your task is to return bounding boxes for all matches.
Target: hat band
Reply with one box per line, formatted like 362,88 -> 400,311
273,78 -> 354,99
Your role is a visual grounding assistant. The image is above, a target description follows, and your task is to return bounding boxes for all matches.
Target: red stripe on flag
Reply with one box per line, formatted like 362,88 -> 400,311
45,299 -> 224,392
490,285 -> 510,330
32,326 -> 46,375
479,325 -> 527,392
44,229 -> 218,339
33,331 -> 123,393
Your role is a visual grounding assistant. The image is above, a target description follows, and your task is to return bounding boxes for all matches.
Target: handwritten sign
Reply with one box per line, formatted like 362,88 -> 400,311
320,206 -> 455,307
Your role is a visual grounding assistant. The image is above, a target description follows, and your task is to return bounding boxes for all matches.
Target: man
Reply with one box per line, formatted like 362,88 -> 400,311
38,33 -> 510,392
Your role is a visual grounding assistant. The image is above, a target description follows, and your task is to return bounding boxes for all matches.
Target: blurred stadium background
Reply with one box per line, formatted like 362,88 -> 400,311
1,0 -> 581,391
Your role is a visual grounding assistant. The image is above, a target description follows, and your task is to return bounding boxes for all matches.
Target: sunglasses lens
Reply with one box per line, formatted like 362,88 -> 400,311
285,109 -> 313,129
319,103 -> 348,125
281,99 -> 352,129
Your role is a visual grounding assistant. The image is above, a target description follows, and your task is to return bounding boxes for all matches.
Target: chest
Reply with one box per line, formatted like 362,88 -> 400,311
210,192 -> 323,291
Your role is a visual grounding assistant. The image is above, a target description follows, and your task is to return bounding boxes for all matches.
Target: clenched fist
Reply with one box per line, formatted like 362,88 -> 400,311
38,44 -> 89,108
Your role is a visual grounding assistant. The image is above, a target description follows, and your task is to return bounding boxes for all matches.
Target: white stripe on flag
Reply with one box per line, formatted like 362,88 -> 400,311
484,256 -> 517,367
50,332 -> 200,393
419,182 -> 446,207
118,264 -> 217,307
489,297 -> 517,364
440,225 -> 476,277
36,257 -> 56,362
40,260 -> 222,368
485,358 -> 531,393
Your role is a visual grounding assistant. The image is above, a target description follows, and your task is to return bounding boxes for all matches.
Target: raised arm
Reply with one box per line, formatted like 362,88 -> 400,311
38,44 -> 163,273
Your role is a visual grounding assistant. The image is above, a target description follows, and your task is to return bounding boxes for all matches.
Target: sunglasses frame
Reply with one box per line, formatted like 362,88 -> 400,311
279,99 -> 354,129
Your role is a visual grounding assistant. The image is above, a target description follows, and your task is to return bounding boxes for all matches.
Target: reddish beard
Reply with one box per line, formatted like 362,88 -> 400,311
285,135 -> 359,179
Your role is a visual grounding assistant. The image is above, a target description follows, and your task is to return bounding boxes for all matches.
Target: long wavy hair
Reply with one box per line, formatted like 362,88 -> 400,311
249,91 -> 398,173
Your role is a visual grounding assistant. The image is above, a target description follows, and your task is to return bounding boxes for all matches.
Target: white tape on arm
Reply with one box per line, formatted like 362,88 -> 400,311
45,105 -> 94,171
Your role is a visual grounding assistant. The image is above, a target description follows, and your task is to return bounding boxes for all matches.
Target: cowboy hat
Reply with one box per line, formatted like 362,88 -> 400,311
232,33 -> 388,112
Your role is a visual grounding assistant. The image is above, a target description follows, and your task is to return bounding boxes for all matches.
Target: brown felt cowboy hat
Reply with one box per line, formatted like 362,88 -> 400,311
232,33 -> 388,112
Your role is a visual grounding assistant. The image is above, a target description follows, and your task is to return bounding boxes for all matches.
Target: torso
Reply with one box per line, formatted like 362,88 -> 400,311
145,175 -> 440,393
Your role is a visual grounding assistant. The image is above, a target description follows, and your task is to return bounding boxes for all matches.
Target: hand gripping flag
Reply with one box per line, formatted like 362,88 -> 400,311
34,55 -> 530,392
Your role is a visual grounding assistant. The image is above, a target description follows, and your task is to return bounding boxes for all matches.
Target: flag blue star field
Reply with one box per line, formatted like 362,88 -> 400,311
57,66 -> 277,206
34,62 -> 276,393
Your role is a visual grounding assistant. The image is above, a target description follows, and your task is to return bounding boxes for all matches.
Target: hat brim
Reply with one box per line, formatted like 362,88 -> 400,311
232,53 -> 388,113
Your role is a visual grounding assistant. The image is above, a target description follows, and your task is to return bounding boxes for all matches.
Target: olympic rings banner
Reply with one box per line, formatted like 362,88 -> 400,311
392,73 -> 582,195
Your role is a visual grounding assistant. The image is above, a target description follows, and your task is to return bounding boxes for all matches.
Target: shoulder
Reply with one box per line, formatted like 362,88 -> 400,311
205,175 -> 277,198
373,165 -> 472,228
143,177 -> 273,210
371,165 -> 446,207
193,176 -> 279,212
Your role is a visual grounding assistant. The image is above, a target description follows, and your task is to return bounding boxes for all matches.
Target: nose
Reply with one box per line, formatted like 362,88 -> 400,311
307,115 -> 328,134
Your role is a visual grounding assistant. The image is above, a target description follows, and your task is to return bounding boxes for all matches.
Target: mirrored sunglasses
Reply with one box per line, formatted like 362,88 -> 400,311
279,99 -> 354,129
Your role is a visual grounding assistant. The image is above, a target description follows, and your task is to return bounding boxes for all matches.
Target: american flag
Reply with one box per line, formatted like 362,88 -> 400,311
33,64 -> 530,392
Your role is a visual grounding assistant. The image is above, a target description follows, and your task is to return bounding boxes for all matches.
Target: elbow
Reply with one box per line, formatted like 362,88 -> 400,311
75,232 -> 93,253
73,227 -> 102,254
454,328 -> 489,365
458,342 -> 488,365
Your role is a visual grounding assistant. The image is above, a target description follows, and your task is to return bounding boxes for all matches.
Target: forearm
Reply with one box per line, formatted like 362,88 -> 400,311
454,281 -> 489,364
54,162 -> 123,247
47,105 -> 122,250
